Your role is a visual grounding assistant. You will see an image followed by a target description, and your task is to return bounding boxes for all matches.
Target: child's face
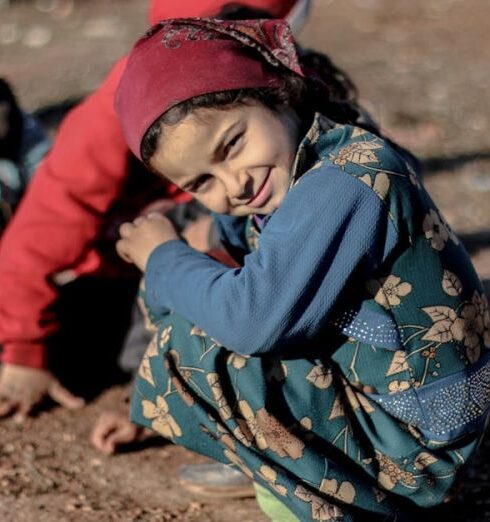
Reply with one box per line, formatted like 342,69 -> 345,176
150,101 -> 300,216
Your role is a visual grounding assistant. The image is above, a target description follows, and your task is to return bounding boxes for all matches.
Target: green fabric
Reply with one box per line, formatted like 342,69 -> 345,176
254,483 -> 300,522
130,118 -> 488,521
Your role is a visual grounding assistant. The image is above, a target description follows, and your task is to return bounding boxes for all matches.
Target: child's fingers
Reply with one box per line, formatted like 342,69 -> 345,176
0,391 -> 37,420
133,216 -> 146,227
13,400 -> 34,423
13,392 -> 43,421
116,239 -> 134,264
90,412 -> 137,454
90,416 -> 108,447
0,397 -> 19,418
119,222 -> 135,238
101,438 -> 117,454
48,380 -> 85,410
91,418 -> 117,454
146,212 -> 166,221
0,391 -> 37,422
109,420 -> 139,446
101,429 -> 126,454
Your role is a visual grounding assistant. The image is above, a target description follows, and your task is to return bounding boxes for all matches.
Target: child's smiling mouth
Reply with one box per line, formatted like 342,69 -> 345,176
245,168 -> 273,209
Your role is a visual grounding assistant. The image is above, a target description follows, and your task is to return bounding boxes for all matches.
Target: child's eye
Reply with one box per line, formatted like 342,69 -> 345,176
224,132 -> 243,157
189,174 -> 212,193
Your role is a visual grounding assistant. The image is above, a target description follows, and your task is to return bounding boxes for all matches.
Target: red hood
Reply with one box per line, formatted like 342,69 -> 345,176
148,0 -> 296,25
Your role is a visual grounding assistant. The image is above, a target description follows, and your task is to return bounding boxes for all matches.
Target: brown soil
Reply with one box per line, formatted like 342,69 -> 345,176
1,1 -> 490,520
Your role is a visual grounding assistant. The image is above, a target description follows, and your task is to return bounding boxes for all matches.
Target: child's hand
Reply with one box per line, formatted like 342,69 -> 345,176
116,213 -> 179,272
0,364 -> 85,421
90,410 -> 150,454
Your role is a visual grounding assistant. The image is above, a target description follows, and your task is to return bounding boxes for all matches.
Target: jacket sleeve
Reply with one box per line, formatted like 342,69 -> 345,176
144,166 -> 399,356
0,57 -> 131,368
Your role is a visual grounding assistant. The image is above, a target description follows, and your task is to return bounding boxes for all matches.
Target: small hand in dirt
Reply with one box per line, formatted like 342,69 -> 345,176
0,364 -> 85,421
117,213 -> 179,272
90,411 -> 151,454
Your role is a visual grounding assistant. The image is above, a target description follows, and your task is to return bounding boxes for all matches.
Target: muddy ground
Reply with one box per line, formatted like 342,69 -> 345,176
1,0 -> 490,520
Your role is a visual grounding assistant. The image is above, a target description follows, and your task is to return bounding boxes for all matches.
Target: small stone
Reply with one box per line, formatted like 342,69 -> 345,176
0,23 -> 20,45
82,17 -> 119,39
22,26 -> 52,48
3,443 -> 15,453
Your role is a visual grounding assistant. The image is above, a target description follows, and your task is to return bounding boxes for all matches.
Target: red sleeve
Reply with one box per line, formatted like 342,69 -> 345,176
0,56 -> 187,369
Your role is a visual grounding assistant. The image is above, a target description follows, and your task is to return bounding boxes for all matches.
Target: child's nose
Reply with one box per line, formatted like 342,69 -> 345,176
224,169 -> 253,201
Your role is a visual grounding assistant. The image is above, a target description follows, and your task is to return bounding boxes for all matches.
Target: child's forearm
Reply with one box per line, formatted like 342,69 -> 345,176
143,167 -> 397,357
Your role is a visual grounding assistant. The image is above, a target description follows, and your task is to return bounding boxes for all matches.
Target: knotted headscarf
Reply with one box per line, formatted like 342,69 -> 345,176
115,18 -> 304,161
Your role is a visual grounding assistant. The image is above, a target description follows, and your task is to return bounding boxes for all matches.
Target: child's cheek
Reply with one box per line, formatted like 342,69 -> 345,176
198,194 -> 229,215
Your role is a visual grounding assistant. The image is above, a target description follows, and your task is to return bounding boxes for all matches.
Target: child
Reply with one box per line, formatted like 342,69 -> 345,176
114,18 -> 490,521
0,0 -> 303,418
0,78 -> 50,232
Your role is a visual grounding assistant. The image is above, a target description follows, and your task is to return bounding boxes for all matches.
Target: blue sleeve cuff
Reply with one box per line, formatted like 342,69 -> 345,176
144,240 -> 189,316
145,239 -> 226,318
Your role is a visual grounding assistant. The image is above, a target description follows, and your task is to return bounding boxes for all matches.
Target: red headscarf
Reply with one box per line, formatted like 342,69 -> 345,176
148,0 -> 298,25
115,18 -> 304,161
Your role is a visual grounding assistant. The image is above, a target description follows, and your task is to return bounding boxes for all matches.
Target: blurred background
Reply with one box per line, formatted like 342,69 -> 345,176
1,0 -> 489,272
1,1 -> 489,521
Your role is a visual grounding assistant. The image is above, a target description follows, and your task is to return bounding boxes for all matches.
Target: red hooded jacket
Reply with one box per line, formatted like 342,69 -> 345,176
0,0 -> 299,368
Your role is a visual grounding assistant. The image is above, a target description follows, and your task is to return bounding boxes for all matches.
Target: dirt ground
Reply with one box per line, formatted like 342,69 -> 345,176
1,0 -> 490,520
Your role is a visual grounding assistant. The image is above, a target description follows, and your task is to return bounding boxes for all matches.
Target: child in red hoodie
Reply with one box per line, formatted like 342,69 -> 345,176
0,0 -> 310,498
0,0 -> 303,418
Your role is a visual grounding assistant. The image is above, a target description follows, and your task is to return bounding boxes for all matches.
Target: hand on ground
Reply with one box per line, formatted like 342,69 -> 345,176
117,213 -> 179,272
0,364 -> 85,421
90,410 -> 149,454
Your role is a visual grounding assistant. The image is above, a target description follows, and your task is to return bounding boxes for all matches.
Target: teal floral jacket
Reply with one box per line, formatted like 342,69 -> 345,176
135,113 -> 490,520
